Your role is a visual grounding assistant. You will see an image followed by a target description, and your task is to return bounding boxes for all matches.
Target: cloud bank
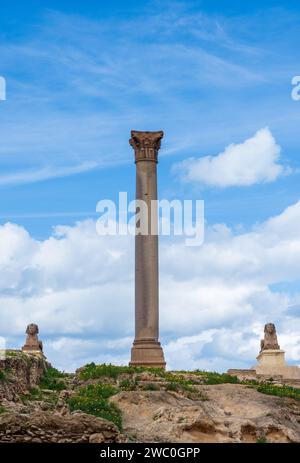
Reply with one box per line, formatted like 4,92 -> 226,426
0,199 -> 300,371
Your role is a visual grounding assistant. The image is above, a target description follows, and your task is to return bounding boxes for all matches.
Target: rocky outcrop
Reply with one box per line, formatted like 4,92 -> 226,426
0,410 -> 124,443
0,350 -> 48,401
1,357 -> 300,443
111,384 -> 300,443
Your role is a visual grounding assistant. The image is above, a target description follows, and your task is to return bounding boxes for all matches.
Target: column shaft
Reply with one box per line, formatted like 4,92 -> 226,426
129,130 -> 166,369
135,160 -> 159,341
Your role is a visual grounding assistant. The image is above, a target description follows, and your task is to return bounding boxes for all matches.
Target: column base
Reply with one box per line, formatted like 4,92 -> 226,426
129,340 -> 166,369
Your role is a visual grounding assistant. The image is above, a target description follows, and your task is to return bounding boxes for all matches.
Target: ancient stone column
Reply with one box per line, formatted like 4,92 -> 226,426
129,130 -> 166,368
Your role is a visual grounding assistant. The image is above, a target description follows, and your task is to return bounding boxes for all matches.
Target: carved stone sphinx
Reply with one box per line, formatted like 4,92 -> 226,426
260,323 -> 280,352
22,323 -> 43,353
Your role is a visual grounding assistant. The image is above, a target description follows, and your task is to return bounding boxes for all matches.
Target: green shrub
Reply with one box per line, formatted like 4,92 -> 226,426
79,363 -> 136,380
67,384 -> 122,430
0,370 -> 6,382
193,370 -> 239,385
257,384 -> 300,401
164,377 -> 205,400
142,383 -> 159,391
20,387 -> 59,404
165,382 -> 179,392
119,378 -> 137,391
39,367 -> 67,391
78,363 -> 164,380
0,406 -> 6,414
45,367 -> 66,378
256,437 -> 268,443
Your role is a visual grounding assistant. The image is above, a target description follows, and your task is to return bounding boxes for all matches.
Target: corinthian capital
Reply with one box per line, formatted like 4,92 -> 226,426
129,130 -> 164,163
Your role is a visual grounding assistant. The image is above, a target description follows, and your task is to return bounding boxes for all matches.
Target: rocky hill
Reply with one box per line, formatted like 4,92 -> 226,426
1,351 -> 300,443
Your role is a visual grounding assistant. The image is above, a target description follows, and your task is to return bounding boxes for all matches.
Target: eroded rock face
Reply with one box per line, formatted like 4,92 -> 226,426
111,384 -> 300,443
0,411 -> 124,443
0,351 -> 48,401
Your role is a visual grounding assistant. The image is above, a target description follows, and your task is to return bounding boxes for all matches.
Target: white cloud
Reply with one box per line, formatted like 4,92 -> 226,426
0,200 -> 300,371
174,128 -> 290,187
0,162 -> 99,186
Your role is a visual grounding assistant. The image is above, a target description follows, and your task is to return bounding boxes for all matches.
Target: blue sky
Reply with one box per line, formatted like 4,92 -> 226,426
0,1 -> 300,371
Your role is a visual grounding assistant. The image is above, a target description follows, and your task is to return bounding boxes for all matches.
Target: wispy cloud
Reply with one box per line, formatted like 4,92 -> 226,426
0,162 -> 98,186
0,212 -> 97,219
0,5 -> 276,185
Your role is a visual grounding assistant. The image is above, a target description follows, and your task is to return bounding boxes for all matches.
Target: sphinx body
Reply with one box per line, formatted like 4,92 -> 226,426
260,323 -> 280,352
22,323 -> 43,353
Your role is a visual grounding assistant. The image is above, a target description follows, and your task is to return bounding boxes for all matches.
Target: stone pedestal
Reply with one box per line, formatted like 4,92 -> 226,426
253,349 -> 300,379
255,349 -> 286,373
129,130 -> 166,369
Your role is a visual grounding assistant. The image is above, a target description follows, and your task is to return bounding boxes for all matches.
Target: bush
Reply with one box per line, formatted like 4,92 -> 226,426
119,378 -> 137,391
67,384 -> 122,430
164,377 -> 205,400
256,437 -> 268,443
45,366 -> 66,378
193,370 -> 239,385
0,406 -> 6,414
39,367 -> 67,391
20,387 -> 59,404
257,384 -> 300,401
165,382 -> 179,392
142,383 -> 159,391
0,370 -> 6,382
79,363 -> 138,380
78,363 -> 164,380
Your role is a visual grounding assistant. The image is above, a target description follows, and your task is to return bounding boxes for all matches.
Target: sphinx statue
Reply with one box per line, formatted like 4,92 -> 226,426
260,323 -> 280,352
22,323 -> 43,353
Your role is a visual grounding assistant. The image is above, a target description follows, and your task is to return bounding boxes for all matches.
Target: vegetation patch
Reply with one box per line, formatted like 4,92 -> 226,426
142,383 -> 159,391
0,405 -> 7,414
39,367 -> 67,391
79,363 -> 138,380
192,370 -> 240,385
20,387 -> 58,406
67,383 -> 122,430
118,378 -> 138,391
67,384 -> 122,430
165,382 -> 179,392
78,362 -> 165,380
256,437 -> 268,443
0,370 -> 6,382
20,387 -> 59,405
162,375 -> 207,400
257,384 -> 300,401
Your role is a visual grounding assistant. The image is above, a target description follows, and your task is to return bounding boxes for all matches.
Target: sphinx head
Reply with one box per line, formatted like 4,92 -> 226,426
26,323 -> 39,336
264,323 -> 276,335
